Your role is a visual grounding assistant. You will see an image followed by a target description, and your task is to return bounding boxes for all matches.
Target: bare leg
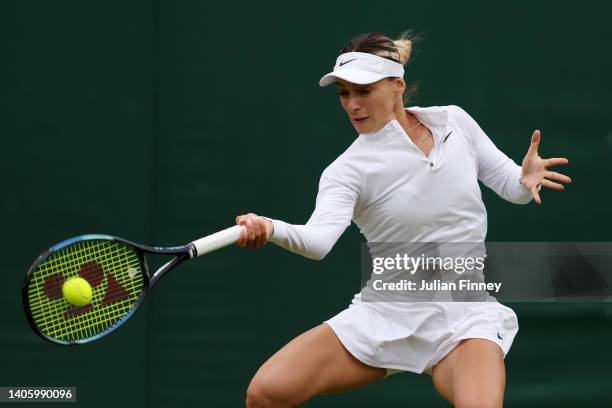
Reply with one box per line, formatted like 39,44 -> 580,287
246,323 -> 386,407
431,338 -> 506,408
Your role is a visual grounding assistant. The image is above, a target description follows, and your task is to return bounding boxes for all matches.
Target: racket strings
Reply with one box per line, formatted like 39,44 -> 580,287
27,239 -> 145,343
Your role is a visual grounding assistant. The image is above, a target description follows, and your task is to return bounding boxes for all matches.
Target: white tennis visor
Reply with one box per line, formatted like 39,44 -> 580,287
319,51 -> 404,87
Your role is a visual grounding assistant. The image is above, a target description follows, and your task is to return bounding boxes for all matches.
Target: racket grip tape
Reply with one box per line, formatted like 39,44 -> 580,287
191,225 -> 245,257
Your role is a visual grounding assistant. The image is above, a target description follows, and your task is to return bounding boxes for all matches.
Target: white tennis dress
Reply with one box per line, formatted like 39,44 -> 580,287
265,105 -> 532,376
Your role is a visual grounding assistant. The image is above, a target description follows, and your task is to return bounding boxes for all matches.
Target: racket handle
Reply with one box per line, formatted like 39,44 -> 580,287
191,225 -> 245,257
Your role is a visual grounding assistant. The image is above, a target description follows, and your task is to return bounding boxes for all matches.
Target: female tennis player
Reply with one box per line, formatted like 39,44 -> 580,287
236,31 -> 571,407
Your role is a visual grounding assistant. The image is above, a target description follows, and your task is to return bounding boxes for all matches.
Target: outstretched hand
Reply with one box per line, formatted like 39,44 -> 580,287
521,130 -> 572,205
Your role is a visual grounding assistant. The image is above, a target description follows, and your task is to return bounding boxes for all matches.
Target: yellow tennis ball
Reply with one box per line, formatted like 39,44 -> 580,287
62,277 -> 93,307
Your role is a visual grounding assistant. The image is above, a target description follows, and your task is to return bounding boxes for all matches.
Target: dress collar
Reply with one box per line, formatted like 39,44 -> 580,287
359,105 -> 450,144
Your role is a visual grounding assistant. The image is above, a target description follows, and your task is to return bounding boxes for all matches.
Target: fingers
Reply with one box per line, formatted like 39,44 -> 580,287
542,178 -> 565,190
235,213 -> 269,248
544,170 -> 572,184
236,213 -> 252,246
250,217 -> 262,245
527,130 -> 541,155
524,168 -> 571,205
532,185 -> 542,205
542,157 -> 569,167
236,214 -> 247,245
255,217 -> 270,246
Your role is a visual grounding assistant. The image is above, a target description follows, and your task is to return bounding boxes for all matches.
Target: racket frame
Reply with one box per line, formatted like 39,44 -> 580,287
23,225 -> 244,345
22,234 -> 193,345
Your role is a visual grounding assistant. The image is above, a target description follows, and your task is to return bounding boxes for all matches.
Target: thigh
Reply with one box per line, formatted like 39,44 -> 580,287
247,323 -> 386,406
431,338 -> 506,407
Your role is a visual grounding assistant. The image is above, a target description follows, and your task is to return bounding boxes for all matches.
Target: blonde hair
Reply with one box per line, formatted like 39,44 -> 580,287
340,30 -> 422,66
389,30 -> 415,65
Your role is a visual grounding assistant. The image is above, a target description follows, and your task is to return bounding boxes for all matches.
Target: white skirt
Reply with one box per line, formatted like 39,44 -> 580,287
324,293 -> 519,376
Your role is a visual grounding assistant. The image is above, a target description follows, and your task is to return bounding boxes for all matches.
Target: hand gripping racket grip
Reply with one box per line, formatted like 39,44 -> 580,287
191,225 -> 246,257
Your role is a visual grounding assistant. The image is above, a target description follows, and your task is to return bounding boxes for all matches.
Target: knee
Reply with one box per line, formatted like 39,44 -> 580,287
245,377 -> 290,408
453,394 -> 502,408
245,379 -> 272,408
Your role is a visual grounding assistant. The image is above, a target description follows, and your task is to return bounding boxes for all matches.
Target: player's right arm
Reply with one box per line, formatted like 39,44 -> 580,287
235,167 -> 359,260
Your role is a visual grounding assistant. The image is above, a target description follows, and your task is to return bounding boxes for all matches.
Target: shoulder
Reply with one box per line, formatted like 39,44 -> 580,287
319,137 -> 368,193
407,104 -> 468,117
411,104 -> 475,120
415,105 -> 484,154
444,105 -> 484,131
441,105 -> 486,147
408,104 -> 479,132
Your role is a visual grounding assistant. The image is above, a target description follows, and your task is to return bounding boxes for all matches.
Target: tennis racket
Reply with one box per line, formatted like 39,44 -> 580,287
22,225 -> 245,345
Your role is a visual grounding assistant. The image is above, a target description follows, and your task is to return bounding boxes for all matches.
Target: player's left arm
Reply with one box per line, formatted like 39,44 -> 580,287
453,105 -> 571,204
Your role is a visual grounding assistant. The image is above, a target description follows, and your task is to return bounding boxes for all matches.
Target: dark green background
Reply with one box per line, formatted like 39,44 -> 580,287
1,0 -> 611,406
